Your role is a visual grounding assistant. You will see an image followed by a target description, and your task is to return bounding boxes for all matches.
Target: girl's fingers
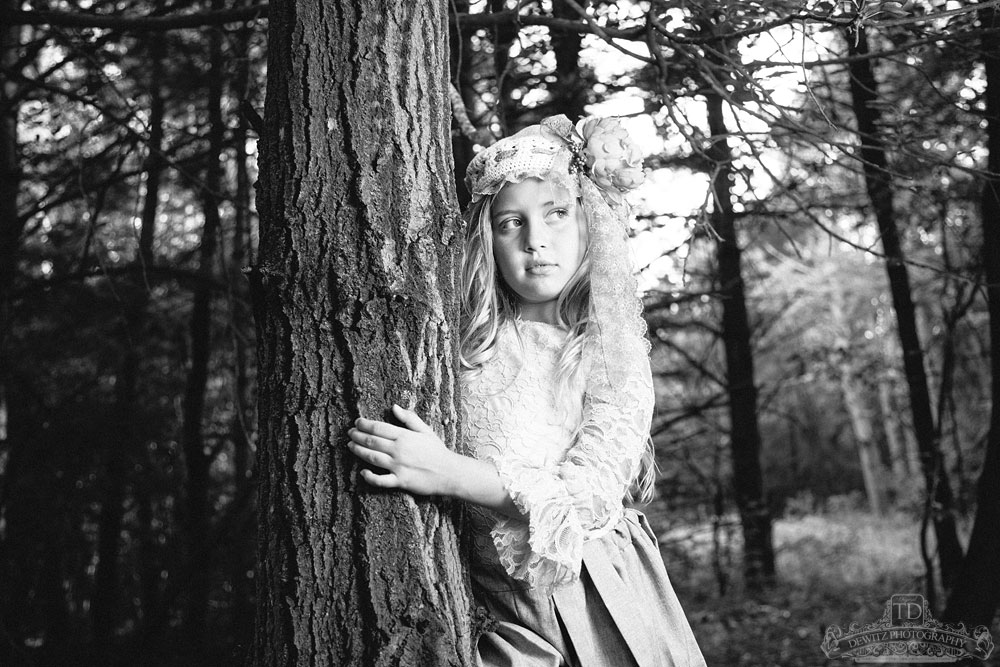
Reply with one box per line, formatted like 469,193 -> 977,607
354,407 -> 434,437
360,468 -> 400,488
354,417 -> 405,439
347,428 -> 393,453
347,441 -> 393,469
391,404 -> 434,434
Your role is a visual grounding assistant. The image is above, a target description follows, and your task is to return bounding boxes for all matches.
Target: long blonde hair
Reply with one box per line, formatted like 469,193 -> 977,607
457,191 -> 656,504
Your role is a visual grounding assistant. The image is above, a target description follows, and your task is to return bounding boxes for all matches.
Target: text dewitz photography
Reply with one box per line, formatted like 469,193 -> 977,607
821,594 -> 995,663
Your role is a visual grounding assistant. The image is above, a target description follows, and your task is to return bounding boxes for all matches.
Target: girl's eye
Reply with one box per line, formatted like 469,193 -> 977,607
497,217 -> 522,231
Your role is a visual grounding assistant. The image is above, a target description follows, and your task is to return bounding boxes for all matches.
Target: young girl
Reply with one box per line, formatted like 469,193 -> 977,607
347,115 -> 707,666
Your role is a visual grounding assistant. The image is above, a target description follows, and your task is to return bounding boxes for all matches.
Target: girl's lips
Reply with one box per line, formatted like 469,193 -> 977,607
526,264 -> 557,275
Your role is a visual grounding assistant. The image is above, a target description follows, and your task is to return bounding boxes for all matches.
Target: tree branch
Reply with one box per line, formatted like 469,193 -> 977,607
0,4 -> 268,30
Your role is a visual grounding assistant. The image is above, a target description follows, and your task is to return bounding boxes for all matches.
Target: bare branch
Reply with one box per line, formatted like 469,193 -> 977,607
0,4 -> 268,30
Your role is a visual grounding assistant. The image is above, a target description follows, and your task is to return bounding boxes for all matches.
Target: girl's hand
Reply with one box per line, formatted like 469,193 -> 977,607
347,404 -> 458,496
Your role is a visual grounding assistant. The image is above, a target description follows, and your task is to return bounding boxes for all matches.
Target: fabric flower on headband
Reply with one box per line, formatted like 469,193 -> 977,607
575,117 -> 645,200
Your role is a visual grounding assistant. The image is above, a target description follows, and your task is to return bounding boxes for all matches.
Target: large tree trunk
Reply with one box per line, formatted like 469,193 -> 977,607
846,26 -> 964,592
705,88 -> 775,591
943,8 -> 1000,627
250,2 -> 475,665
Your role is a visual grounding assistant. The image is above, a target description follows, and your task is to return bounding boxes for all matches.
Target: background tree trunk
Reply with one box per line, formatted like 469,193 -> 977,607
550,0 -> 587,121
91,31 -> 167,654
838,367 -> 887,515
0,0 -> 22,324
846,26 -> 964,592
179,8 -> 225,648
92,348 -> 136,655
878,325 -> 914,482
943,8 -> 1000,628
138,32 -> 165,269
705,87 -> 776,591
831,294 -> 887,515
228,21 -> 257,646
489,0 -> 518,134
449,0 -> 476,208
0,9 -> 23,664
250,2 -> 475,665
136,23 -> 167,638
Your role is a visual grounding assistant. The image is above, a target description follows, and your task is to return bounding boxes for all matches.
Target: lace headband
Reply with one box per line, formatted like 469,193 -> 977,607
464,115 -> 645,205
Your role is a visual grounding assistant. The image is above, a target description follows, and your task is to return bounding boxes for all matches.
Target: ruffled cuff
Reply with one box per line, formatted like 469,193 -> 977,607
491,458 -> 584,589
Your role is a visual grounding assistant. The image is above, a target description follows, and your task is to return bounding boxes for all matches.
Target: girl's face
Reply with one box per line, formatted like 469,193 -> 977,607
490,177 -> 587,325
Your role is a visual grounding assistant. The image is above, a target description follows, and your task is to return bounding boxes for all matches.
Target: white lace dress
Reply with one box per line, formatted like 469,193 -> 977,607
461,319 -> 707,667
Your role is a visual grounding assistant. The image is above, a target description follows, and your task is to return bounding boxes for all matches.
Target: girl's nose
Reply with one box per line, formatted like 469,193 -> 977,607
523,217 -> 549,252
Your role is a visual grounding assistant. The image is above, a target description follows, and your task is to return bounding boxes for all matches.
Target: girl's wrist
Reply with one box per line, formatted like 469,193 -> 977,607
437,449 -> 466,498
439,453 -> 524,521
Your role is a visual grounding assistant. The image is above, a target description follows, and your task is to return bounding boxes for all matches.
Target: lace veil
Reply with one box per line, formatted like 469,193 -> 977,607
464,114 -> 650,393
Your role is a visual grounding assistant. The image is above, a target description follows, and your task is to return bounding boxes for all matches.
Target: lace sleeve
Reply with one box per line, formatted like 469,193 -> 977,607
490,178 -> 654,589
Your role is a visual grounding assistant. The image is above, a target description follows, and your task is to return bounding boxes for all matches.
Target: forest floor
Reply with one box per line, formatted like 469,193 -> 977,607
653,507 -> 1000,667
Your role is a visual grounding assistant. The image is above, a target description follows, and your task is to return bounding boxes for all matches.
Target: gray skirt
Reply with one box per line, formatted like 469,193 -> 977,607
471,509 -> 708,667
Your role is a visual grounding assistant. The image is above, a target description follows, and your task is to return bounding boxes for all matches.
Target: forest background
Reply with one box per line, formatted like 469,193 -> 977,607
2,0 -> 1000,665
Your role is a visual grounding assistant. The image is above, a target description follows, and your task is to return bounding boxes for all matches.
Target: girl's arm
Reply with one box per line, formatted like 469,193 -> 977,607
347,404 -> 524,521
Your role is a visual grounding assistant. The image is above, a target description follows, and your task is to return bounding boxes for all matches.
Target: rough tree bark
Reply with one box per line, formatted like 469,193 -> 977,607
249,2 -> 475,665
943,8 -> 1000,628
846,26 -> 964,592
705,86 -> 776,589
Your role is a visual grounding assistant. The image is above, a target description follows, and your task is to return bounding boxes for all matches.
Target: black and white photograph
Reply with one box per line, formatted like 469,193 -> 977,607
1,1 -> 999,665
